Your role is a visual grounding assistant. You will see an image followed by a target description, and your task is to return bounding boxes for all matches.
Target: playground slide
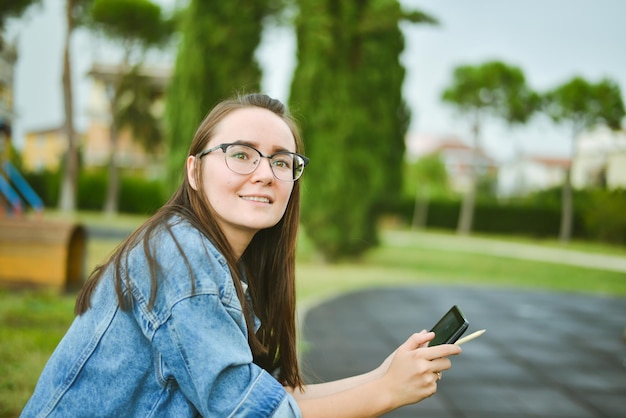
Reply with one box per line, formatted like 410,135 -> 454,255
0,173 -> 23,213
0,161 -> 43,214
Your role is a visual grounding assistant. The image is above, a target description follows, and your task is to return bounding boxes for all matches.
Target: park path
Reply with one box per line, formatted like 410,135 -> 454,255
299,231 -> 626,416
384,230 -> 626,273
300,285 -> 626,417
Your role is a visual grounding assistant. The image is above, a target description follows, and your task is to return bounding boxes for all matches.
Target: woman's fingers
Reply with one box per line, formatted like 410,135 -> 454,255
402,332 -> 435,350
424,343 -> 463,360
429,356 -> 453,374
402,333 -> 462,359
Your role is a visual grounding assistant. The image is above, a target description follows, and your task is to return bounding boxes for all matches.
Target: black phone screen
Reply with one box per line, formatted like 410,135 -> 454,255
429,305 -> 469,346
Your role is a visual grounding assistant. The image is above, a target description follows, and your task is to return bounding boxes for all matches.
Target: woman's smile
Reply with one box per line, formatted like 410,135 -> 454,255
240,194 -> 273,204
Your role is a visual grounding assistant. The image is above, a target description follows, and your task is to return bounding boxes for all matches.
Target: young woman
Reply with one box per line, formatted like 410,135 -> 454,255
22,93 -> 461,417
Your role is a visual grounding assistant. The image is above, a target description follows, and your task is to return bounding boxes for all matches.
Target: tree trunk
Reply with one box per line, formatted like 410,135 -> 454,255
102,53 -> 133,217
559,168 -> 573,242
58,0 -> 78,213
103,122 -> 120,216
559,127 -> 579,243
457,182 -> 476,235
412,184 -> 429,230
457,114 -> 480,235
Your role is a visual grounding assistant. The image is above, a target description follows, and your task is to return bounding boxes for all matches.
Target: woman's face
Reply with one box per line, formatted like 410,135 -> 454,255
187,107 -> 296,252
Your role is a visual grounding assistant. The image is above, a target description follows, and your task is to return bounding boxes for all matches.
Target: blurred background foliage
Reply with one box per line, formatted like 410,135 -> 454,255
2,0 -> 625,260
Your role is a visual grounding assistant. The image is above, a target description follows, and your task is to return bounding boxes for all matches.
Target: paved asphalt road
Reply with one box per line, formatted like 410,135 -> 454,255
299,285 -> 626,417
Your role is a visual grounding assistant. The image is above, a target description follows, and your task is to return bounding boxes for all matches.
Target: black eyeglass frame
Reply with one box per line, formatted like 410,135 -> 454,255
197,142 -> 309,182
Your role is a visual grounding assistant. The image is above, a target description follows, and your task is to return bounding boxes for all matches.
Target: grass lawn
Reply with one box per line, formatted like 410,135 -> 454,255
0,290 -> 76,417
1,219 -> 625,417
296,229 -> 626,301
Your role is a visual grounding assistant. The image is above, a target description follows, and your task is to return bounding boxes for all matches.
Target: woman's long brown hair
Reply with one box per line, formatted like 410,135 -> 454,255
75,93 -> 304,388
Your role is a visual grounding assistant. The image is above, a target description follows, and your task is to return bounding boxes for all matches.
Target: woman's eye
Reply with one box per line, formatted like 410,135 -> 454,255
231,152 -> 249,160
272,157 -> 292,169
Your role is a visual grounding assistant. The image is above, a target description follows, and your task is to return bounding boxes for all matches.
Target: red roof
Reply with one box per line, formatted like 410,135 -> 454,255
528,156 -> 571,169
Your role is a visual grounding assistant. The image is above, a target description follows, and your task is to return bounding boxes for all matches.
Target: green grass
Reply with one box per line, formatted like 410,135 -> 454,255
1,220 -> 625,416
0,290 -> 76,418
43,210 -> 148,231
296,229 -> 626,300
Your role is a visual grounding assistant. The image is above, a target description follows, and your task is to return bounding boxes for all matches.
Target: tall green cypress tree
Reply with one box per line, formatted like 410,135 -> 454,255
290,0 -> 436,260
164,1 -> 276,189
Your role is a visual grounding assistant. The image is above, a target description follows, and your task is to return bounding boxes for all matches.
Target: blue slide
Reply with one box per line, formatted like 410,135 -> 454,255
1,161 -> 43,213
0,172 -> 23,213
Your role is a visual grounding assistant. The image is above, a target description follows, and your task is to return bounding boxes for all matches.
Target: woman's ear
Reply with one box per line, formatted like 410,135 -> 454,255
187,155 -> 198,191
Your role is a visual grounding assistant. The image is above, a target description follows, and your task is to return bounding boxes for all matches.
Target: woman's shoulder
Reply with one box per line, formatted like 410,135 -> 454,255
155,216 -> 224,263
125,215 -> 235,306
125,216 -> 229,284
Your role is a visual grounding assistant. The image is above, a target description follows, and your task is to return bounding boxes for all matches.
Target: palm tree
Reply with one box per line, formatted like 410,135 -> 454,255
88,0 -> 172,214
441,61 -> 537,234
542,77 -> 625,242
56,0 -> 95,212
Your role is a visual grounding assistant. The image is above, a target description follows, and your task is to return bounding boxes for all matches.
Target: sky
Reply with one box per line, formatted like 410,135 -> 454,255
6,0 -> 626,162
398,0 -> 626,160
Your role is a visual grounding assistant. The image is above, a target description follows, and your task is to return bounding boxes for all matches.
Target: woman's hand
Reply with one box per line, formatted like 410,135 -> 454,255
289,331 -> 461,417
380,332 -> 462,408
374,329 -> 430,378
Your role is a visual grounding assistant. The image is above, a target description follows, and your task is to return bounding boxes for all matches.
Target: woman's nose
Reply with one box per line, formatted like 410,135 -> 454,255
251,157 -> 275,183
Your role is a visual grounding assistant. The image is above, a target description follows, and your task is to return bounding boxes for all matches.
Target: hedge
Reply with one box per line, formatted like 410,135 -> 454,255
21,170 -> 167,216
393,189 -> 625,245
16,170 -> 626,246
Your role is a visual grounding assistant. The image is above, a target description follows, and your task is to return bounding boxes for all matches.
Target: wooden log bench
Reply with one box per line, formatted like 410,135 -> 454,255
0,219 -> 87,292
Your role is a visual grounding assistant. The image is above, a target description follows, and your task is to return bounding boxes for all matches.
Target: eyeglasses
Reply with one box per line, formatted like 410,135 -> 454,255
197,143 -> 309,182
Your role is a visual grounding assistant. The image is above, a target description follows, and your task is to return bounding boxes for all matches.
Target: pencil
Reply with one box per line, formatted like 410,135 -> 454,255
455,329 -> 486,345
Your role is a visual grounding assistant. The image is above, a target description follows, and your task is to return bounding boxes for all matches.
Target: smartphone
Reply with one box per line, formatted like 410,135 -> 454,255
428,305 -> 469,346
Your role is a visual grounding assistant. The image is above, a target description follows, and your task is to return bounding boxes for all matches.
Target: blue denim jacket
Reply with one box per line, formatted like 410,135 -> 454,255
21,218 -> 302,417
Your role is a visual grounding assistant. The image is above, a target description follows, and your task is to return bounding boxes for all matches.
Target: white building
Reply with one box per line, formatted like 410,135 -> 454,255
406,133 -> 498,193
572,126 -> 626,189
498,125 -> 626,196
498,154 -> 570,197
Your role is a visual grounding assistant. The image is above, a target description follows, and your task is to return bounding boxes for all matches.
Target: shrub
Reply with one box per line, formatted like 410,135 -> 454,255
583,189 -> 626,245
21,170 -> 60,208
21,169 -> 166,216
118,176 -> 167,215
392,196 -> 588,240
78,171 -> 107,210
